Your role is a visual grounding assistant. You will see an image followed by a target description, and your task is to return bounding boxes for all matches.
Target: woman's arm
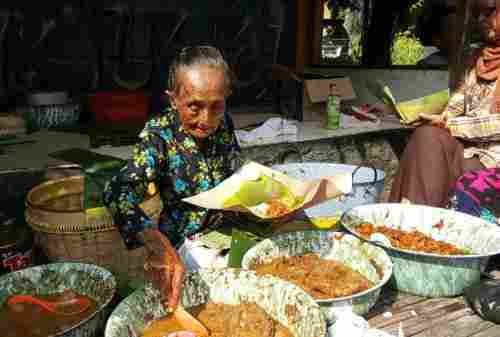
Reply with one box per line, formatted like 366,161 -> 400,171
103,131 -> 186,311
103,134 -> 166,249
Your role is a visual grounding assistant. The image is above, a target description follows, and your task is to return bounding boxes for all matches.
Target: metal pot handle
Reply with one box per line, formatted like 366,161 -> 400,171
351,164 -> 379,186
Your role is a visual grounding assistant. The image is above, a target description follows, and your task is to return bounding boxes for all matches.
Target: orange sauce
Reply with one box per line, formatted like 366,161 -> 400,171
0,291 -> 97,337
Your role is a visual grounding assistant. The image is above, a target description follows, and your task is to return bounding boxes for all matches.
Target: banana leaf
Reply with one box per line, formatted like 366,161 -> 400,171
223,174 -> 300,209
227,228 -> 260,268
397,88 -> 450,124
367,80 -> 450,124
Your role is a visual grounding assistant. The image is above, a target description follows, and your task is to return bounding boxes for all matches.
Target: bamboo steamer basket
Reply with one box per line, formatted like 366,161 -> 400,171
24,175 -> 163,288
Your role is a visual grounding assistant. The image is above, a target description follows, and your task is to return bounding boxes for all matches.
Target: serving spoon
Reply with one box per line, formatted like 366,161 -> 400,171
7,292 -> 92,316
143,306 -> 209,337
171,306 -> 209,337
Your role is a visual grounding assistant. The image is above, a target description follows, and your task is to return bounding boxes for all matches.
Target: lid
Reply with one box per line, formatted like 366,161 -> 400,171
0,220 -> 31,248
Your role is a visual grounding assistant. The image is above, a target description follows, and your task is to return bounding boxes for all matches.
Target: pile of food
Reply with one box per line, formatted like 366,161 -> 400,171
141,302 -> 292,337
251,253 -> 374,299
0,289 -> 97,337
265,200 -> 291,217
355,222 -> 470,255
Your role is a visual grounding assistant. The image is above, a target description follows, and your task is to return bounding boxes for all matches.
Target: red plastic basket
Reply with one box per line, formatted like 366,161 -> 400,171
88,90 -> 151,125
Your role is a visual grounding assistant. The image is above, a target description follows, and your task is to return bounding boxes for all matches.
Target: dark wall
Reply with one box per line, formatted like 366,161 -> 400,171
0,0 -> 295,109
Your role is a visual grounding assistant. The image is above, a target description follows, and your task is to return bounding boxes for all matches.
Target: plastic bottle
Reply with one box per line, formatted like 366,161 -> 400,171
326,83 -> 341,130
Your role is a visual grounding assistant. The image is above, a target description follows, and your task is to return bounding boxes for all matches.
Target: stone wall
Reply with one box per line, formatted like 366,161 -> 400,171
241,131 -> 411,201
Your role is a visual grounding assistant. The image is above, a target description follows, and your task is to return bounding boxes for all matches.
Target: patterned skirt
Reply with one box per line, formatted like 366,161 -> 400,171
448,168 -> 500,224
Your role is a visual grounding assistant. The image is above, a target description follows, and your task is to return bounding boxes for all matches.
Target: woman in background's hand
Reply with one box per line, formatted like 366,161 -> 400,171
419,113 -> 448,128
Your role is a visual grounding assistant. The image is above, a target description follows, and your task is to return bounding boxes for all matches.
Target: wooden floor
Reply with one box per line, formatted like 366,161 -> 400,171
366,288 -> 499,337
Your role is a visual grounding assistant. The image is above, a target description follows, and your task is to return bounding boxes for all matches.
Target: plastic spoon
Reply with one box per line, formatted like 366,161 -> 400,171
7,294 -> 92,316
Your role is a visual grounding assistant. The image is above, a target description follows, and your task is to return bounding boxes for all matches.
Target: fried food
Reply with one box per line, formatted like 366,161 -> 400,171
142,302 -> 292,337
355,222 -> 469,255
265,200 -> 291,217
252,253 -> 374,299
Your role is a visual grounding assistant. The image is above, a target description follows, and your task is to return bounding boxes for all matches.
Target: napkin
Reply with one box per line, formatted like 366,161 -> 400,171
328,307 -> 402,337
235,118 -> 298,143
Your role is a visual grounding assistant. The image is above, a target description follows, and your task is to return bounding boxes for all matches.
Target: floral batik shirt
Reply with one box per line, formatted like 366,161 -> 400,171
103,109 -> 240,249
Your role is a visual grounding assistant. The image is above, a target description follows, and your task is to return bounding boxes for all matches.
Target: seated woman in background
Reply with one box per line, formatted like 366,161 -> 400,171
103,46 -> 240,311
389,0 -> 500,209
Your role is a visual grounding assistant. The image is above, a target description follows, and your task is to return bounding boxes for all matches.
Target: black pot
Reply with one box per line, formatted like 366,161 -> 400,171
464,278 -> 500,324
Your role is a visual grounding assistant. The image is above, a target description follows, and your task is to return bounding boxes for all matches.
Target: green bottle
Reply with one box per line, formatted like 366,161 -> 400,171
326,83 -> 341,130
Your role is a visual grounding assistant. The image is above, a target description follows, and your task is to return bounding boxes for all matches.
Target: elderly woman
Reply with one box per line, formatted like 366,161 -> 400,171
389,0 -> 500,209
103,46 -> 240,311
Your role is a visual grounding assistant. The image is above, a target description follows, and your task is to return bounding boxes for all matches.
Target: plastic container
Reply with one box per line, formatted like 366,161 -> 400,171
271,162 -> 385,218
0,221 -> 34,276
88,90 -> 151,125
326,83 -> 341,130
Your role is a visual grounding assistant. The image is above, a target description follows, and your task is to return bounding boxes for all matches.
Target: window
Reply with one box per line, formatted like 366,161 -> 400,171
320,1 -> 363,65
316,0 -> 474,67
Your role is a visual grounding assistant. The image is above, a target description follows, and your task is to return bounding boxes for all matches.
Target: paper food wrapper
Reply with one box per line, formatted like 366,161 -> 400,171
182,161 -> 352,219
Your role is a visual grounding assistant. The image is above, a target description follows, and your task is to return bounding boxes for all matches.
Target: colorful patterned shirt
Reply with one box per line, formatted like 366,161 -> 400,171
103,109 -> 240,249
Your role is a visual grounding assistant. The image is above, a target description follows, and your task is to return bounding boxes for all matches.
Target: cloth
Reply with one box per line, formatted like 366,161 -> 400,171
448,168 -> 500,224
102,108 -> 240,249
235,118 -> 298,144
327,307 -> 400,337
389,126 -> 483,207
177,237 -> 227,271
439,3 -> 500,165
443,65 -> 500,166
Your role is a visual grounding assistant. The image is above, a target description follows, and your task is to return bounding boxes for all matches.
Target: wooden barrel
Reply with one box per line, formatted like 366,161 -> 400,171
24,175 -> 163,288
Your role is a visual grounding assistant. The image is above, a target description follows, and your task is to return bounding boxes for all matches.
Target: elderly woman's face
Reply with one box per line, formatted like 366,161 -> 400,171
476,0 -> 498,43
168,65 -> 228,140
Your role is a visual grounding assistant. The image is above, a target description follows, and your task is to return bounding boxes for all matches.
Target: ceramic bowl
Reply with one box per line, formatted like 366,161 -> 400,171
0,262 -> 116,337
341,203 -> 500,297
241,230 -> 393,325
105,268 -> 327,337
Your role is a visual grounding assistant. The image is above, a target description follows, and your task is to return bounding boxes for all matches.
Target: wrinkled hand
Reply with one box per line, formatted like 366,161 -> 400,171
142,229 -> 186,312
419,113 -> 448,128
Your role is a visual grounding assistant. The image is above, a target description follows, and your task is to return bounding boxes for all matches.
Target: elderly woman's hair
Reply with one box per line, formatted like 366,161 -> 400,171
167,46 -> 233,93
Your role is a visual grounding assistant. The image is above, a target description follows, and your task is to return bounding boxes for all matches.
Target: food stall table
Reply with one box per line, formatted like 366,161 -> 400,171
366,288 -> 498,337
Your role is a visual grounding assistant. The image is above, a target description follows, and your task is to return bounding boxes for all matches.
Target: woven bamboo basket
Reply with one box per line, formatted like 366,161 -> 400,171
24,175 -> 163,288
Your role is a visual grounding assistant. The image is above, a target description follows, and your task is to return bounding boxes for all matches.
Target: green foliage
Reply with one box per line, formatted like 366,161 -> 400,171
391,31 -> 425,65
409,0 -> 425,13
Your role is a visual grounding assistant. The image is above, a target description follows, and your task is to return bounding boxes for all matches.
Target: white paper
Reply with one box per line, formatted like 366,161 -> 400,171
182,162 -> 352,219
